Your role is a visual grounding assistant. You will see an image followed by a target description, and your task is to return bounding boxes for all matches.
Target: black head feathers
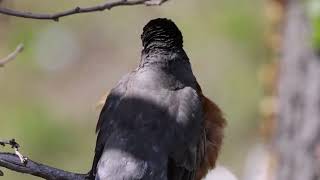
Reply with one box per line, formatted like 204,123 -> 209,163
141,18 -> 183,50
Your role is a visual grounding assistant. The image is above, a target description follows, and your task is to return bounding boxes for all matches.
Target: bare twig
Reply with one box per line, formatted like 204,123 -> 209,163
144,0 -> 168,5
0,0 -> 169,21
0,153 -> 88,180
0,139 -> 89,179
0,43 -> 24,67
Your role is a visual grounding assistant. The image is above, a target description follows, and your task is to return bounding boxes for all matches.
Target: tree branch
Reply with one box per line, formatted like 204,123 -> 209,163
0,43 -> 24,68
0,0 -> 169,21
0,153 -> 87,180
0,139 -> 89,180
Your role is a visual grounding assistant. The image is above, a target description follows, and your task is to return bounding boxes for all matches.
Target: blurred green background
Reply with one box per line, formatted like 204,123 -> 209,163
0,0 -> 267,179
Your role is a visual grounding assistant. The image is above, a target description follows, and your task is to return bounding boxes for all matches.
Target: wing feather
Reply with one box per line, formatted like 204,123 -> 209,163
90,73 -> 131,177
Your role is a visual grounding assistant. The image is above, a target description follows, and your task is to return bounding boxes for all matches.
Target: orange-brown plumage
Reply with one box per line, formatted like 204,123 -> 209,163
195,84 -> 226,180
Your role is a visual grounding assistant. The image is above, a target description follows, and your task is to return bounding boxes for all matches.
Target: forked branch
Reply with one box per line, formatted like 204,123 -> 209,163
0,43 -> 24,67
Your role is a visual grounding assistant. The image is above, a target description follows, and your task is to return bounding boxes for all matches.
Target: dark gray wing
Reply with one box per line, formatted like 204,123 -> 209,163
168,87 -> 203,180
170,85 -> 226,180
91,73 -> 131,177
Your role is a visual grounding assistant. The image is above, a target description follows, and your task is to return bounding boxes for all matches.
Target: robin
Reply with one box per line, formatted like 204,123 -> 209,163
90,18 -> 226,180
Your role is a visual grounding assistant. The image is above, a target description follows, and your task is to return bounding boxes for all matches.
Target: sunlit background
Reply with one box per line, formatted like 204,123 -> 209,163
0,0 -> 268,179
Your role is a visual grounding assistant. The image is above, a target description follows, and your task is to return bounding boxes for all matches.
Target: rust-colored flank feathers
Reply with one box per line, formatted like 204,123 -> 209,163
195,84 -> 226,180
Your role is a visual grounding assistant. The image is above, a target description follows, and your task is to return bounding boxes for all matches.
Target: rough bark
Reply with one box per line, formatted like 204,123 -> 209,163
276,0 -> 320,179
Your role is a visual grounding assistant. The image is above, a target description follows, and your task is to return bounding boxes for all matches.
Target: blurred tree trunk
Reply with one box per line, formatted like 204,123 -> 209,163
276,0 -> 320,179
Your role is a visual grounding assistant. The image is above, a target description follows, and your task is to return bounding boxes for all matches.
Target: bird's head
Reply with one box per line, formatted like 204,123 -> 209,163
141,18 -> 183,50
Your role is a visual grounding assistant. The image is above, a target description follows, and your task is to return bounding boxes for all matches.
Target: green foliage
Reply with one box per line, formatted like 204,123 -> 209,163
312,17 -> 320,51
308,0 -> 320,51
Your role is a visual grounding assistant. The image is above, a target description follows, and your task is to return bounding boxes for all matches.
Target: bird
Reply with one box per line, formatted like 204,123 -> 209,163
89,18 -> 226,180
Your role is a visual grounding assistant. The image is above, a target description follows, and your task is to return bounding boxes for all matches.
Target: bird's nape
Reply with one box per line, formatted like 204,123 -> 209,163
141,18 -> 183,49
